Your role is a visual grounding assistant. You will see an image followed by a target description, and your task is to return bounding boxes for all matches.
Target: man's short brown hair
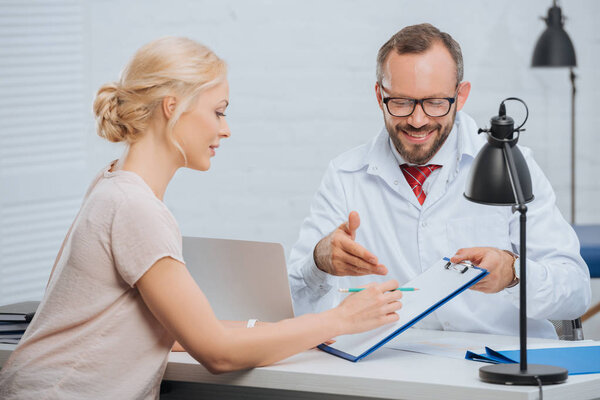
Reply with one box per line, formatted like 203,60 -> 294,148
376,23 -> 463,86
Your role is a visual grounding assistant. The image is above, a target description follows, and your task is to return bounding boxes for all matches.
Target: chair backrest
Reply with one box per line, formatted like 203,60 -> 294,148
550,318 -> 584,341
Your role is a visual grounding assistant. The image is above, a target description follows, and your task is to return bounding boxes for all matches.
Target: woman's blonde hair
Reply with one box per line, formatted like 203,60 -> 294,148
93,37 -> 227,160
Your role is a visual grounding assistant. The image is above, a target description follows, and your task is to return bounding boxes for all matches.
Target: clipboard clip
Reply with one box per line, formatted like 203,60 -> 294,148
444,260 -> 475,274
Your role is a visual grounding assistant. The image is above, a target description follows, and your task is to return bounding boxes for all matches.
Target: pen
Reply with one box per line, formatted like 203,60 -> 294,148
338,287 -> 419,293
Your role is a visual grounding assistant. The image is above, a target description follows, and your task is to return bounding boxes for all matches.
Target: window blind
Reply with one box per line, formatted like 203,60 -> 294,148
0,0 -> 87,304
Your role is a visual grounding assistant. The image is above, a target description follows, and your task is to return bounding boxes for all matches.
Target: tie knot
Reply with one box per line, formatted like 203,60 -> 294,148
400,164 -> 442,205
400,164 -> 442,186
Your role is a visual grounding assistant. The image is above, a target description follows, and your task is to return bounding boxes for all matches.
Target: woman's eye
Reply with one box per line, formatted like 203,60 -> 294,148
216,111 -> 226,118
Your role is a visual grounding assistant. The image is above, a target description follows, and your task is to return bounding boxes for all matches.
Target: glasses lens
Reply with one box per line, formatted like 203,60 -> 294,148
386,99 -> 415,117
422,98 -> 451,117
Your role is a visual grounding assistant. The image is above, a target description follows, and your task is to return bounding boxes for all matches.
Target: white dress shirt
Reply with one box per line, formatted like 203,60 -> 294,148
287,111 -> 591,339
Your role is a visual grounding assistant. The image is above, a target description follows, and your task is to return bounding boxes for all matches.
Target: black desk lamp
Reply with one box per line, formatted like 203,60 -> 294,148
464,98 -> 568,385
532,0 -> 577,223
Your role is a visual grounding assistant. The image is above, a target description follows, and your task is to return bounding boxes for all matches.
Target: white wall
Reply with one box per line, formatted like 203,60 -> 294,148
85,0 -> 600,250
2,0 -> 599,336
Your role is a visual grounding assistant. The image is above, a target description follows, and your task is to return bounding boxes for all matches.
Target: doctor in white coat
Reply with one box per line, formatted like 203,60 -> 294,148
288,23 -> 591,339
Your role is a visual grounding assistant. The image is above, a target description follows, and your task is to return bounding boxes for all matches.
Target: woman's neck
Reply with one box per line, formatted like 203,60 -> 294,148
119,127 -> 182,201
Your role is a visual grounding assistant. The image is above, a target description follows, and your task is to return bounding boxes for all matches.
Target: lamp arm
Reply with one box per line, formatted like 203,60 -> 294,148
502,142 -> 528,371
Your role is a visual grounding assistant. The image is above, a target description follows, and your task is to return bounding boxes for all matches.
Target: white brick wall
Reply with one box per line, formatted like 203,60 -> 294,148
85,0 -> 600,253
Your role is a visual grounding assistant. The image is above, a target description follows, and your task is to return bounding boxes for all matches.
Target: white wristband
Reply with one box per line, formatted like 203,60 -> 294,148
246,318 -> 258,328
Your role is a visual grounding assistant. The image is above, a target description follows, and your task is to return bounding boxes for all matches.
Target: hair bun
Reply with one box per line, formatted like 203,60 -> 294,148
93,83 -> 131,143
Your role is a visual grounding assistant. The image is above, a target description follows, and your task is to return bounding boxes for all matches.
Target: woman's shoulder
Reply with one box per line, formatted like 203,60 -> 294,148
85,169 -> 166,218
79,163 -> 179,239
113,176 -> 178,229
107,179 -> 169,218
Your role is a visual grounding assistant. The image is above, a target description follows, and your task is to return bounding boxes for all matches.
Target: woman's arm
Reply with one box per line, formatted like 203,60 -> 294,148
172,321 -> 268,351
137,257 -> 401,373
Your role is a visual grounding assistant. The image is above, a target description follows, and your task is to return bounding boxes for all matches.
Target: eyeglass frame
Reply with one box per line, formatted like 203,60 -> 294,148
379,85 -> 459,118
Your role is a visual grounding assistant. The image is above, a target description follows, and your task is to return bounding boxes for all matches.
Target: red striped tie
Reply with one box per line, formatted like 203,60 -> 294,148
400,164 -> 442,205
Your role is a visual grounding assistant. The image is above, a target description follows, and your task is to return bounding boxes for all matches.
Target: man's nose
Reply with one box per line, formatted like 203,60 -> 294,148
407,102 -> 429,129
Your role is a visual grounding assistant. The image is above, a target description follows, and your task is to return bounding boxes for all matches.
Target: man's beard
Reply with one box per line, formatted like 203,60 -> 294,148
386,109 -> 456,165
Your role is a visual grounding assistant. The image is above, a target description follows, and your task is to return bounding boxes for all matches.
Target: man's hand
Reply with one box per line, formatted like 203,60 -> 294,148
451,247 -> 516,293
313,211 -> 388,276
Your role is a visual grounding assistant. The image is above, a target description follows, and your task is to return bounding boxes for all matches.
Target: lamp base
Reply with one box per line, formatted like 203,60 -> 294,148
479,364 -> 568,385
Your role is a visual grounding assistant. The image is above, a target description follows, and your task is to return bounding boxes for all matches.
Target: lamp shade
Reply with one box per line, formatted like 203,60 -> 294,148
464,142 -> 534,206
532,5 -> 576,67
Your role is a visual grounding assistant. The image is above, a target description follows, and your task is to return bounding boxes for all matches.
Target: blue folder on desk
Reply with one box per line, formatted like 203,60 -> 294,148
465,346 -> 600,375
319,257 -> 488,362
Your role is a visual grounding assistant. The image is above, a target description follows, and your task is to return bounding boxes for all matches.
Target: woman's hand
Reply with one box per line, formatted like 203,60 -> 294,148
333,279 -> 403,336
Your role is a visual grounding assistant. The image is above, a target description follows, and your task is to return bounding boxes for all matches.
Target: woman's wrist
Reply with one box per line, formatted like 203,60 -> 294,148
324,307 -> 345,338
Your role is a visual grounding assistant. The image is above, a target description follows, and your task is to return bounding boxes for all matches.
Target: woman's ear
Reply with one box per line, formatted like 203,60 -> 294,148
162,96 -> 177,119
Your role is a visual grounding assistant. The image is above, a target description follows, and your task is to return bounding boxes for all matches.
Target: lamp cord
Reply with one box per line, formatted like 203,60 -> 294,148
501,97 -> 529,131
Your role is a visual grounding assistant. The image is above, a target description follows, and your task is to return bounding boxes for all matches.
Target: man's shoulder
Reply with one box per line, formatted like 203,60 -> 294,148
330,130 -> 385,173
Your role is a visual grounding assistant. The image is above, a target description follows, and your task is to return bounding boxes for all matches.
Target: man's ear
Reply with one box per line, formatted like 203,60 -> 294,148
162,96 -> 177,119
375,83 -> 384,111
456,81 -> 471,111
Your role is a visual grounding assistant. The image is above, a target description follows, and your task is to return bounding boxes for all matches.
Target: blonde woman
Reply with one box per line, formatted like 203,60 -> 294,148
0,37 -> 402,399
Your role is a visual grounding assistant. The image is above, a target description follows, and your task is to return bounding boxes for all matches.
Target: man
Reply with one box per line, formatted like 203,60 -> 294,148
287,23 -> 591,338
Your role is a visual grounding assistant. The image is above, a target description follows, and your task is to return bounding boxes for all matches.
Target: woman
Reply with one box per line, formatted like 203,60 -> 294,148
0,37 -> 402,399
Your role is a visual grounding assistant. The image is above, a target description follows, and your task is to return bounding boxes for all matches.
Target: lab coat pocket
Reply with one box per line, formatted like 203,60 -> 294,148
446,213 -> 511,254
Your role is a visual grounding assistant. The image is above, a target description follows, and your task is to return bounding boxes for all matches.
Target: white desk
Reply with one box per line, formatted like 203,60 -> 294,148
2,329 -> 599,400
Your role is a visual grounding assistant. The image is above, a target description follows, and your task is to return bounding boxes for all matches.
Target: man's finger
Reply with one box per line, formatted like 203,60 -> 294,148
340,263 -> 387,277
470,281 -> 489,292
346,211 -> 360,239
451,247 -> 487,264
338,262 -> 375,276
375,264 -> 388,275
339,237 -> 378,265
339,252 -> 381,273
469,283 -> 484,292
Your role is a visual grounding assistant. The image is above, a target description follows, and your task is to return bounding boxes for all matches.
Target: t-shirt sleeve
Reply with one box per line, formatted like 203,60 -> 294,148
110,196 -> 184,287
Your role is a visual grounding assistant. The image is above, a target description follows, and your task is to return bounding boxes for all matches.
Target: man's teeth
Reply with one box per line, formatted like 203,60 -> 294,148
407,131 -> 429,138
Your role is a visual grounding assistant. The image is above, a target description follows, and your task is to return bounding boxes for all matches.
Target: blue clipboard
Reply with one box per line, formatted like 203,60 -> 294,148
318,257 -> 488,362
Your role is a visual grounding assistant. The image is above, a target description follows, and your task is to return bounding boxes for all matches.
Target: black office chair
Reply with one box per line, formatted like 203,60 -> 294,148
550,318 -> 584,341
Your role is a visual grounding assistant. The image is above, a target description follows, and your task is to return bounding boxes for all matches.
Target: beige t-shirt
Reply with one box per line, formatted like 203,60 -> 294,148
0,163 -> 184,399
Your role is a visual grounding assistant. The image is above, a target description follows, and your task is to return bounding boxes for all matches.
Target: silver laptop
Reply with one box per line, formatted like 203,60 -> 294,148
182,236 -> 294,322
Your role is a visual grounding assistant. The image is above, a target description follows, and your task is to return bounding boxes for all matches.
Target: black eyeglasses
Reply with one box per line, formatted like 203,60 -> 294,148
381,86 -> 457,117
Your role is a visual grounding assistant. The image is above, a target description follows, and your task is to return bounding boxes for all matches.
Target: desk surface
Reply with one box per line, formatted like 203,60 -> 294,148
1,329 -> 599,400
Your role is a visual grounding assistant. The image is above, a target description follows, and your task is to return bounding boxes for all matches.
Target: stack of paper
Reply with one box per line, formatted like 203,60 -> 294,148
0,301 -> 39,344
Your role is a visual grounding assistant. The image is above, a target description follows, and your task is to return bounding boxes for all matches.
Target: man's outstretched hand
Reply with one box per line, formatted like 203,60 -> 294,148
314,211 -> 388,277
